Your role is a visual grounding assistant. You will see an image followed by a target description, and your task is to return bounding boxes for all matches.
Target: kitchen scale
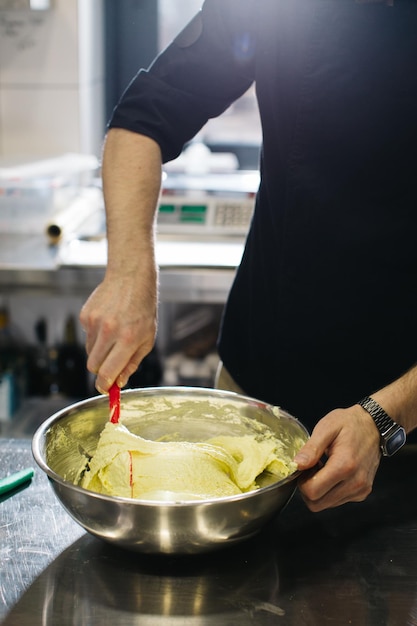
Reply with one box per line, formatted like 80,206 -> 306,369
157,170 -> 259,238
56,169 -> 259,269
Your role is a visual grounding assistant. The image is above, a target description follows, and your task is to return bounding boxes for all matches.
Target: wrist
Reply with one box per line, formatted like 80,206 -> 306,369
106,240 -> 157,277
371,368 -> 417,433
357,396 -> 406,457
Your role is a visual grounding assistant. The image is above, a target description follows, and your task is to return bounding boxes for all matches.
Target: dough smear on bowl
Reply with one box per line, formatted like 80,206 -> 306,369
78,421 -> 298,501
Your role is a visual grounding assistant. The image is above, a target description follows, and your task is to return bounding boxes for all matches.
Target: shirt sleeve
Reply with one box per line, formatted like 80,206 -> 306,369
108,0 -> 257,163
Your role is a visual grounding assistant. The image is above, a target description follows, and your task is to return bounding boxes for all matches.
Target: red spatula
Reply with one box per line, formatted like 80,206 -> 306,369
109,382 -> 121,423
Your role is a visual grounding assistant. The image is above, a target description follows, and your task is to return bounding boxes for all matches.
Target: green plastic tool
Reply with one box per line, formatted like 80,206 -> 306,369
0,467 -> 34,496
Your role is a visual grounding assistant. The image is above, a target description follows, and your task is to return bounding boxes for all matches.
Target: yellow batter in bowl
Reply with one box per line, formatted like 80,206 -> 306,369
78,420 -> 298,501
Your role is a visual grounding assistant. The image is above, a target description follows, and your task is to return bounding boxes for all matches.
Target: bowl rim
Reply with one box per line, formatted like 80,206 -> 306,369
32,386 -> 309,508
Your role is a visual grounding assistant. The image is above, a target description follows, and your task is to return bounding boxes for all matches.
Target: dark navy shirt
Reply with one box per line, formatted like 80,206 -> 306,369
110,0 -> 417,429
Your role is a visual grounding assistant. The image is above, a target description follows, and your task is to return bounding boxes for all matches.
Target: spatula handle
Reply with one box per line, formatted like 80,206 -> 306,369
109,382 -> 121,423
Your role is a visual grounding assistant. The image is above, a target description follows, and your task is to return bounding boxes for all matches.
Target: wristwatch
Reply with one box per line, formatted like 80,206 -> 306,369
357,396 -> 406,457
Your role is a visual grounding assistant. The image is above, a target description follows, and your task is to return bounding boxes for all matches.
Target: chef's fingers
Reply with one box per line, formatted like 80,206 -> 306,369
295,406 -> 381,511
83,315 -> 121,379
97,347 -> 146,392
117,352 -> 145,388
86,330 -> 154,392
82,313 -> 153,385
79,278 -> 158,390
93,337 -> 153,393
293,421 -> 340,474
299,478 -> 374,511
84,329 -> 99,360
294,441 -> 327,471
297,453 -> 375,512
82,310 -> 136,389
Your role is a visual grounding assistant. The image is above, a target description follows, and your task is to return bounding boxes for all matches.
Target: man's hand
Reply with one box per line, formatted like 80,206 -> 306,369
294,405 -> 381,512
80,266 -> 158,394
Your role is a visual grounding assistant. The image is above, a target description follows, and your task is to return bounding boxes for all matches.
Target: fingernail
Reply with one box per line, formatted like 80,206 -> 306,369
96,383 -> 106,395
294,452 -> 309,467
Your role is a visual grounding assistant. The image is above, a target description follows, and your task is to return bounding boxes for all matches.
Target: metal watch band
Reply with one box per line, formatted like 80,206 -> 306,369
358,396 -> 406,457
357,396 -> 396,435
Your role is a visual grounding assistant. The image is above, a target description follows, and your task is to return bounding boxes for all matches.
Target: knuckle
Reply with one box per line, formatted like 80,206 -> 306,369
100,318 -> 118,339
118,328 -> 138,347
125,363 -> 139,378
86,356 -> 98,374
352,474 -> 373,499
299,479 -> 320,502
341,458 -> 356,476
97,368 -> 113,386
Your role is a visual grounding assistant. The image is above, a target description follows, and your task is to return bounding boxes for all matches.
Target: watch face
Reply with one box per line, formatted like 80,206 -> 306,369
384,427 -> 406,457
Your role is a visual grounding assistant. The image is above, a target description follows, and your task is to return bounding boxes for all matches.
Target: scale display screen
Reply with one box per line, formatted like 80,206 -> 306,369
159,203 -> 207,224
157,170 -> 259,237
158,196 -> 255,236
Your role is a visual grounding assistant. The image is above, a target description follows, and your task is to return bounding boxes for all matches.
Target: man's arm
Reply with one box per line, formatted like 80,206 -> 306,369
294,364 -> 417,511
80,128 -> 162,393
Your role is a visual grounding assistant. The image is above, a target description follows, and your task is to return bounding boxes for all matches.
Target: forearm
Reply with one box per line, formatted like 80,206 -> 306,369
370,364 -> 417,434
101,128 -> 162,278
80,128 -> 163,391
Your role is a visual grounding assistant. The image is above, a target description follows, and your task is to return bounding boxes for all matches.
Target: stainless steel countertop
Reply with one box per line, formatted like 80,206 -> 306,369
2,437 -> 417,625
0,234 -> 240,303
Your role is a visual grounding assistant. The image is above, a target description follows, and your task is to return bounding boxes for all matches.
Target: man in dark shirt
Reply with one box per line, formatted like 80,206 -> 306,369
80,0 -> 417,511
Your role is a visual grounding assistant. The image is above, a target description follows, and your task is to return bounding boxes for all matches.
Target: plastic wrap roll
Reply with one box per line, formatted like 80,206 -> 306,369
46,187 -> 104,244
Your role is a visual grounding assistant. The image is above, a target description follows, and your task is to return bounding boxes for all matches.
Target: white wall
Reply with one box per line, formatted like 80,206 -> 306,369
0,0 -> 105,161
0,0 -> 105,353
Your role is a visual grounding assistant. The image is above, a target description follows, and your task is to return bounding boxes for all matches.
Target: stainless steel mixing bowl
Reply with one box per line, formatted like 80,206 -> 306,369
32,386 -> 309,554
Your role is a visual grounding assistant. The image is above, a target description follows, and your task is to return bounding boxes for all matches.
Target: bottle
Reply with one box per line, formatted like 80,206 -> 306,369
56,314 -> 88,399
27,317 -> 52,396
0,306 -> 27,421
